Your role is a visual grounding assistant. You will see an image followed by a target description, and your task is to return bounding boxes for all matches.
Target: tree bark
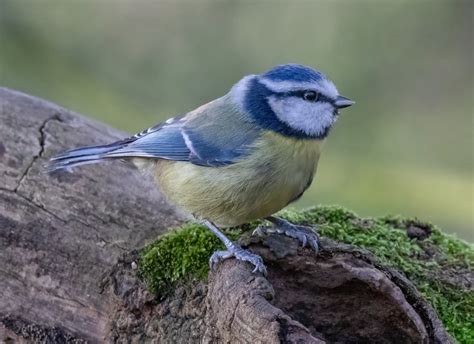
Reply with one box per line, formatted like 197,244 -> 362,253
0,88 -> 183,342
0,88 -> 454,343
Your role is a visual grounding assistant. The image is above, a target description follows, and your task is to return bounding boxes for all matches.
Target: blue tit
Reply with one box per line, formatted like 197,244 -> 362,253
48,64 -> 354,274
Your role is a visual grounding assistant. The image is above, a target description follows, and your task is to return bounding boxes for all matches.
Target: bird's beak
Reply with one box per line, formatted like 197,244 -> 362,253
335,95 -> 355,109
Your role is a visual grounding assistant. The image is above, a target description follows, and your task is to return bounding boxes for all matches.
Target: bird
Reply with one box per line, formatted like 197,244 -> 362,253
48,64 -> 354,275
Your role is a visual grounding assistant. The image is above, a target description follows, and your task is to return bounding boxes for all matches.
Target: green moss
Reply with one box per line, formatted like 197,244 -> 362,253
285,206 -> 474,344
139,223 -> 242,294
139,205 -> 473,343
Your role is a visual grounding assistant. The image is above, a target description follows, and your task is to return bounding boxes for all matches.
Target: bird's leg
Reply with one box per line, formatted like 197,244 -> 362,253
201,220 -> 267,275
253,216 -> 319,252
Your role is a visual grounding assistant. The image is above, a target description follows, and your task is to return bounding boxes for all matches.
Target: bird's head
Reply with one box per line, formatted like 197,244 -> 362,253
231,64 -> 354,139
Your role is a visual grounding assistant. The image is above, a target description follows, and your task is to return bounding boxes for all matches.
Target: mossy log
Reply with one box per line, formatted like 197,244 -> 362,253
0,88 -> 471,343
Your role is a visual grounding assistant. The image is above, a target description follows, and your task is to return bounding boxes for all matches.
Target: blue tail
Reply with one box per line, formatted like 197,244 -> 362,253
47,142 -> 125,172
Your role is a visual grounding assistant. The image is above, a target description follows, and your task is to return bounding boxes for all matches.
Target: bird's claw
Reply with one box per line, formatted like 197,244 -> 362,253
253,223 -> 319,252
209,245 -> 267,275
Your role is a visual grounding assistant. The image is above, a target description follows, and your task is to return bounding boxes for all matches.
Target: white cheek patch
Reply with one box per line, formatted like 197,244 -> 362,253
268,96 -> 337,137
229,75 -> 256,110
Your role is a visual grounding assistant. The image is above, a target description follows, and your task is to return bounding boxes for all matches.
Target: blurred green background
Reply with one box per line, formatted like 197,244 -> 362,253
1,0 -> 472,241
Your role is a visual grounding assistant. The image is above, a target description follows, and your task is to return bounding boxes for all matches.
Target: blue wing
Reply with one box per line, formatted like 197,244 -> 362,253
48,96 -> 262,171
104,118 -> 191,161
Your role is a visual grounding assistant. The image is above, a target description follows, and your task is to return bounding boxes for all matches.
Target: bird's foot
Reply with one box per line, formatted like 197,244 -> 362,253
253,220 -> 319,252
209,244 -> 267,275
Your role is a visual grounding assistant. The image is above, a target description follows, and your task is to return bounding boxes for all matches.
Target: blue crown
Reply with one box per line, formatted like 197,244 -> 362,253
261,64 -> 324,83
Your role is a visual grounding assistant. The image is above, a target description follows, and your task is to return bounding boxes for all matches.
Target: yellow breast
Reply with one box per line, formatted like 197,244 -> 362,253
153,131 -> 323,226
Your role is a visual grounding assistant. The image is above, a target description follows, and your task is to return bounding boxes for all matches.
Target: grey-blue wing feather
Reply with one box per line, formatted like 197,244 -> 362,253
180,96 -> 262,166
48,96 -> 262,171
105,123 -> 191,161
109,97 -> 262,166
183,125 -> 260,166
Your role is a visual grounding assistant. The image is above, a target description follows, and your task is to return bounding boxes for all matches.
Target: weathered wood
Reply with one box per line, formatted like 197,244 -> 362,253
0,88 -> 455,343
105,235 -> 454,344
0,88 -> 183,342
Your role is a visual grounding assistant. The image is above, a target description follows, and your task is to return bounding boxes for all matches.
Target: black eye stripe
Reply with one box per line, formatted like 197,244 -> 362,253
276,90 -> 334,104
303,91 -> 318,101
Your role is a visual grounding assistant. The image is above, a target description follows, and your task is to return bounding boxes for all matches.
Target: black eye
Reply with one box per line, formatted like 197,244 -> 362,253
303,91 -> 318,102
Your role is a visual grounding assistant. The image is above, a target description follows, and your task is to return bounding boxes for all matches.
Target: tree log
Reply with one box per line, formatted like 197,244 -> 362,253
0,88 -> 183,342
0,88 -> 456,343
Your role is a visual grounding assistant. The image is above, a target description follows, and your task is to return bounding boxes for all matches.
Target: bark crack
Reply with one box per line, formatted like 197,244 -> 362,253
1,111 -> 126,251
14,113 -> 62,193
229,297 -> 241,334
0,187 -> 126,252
